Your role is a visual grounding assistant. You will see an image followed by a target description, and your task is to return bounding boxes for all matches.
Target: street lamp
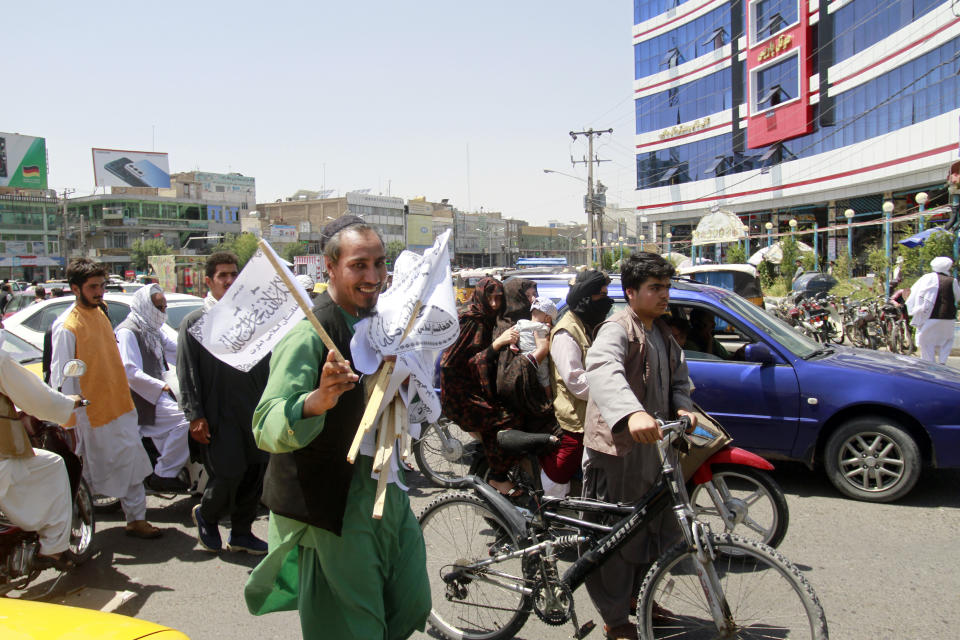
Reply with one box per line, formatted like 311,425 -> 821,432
666,232 -> 672,256
618,236 -> 624,263
882,201 -> 894,295
844,208 -> 855,264
916,191 -> 928,232
765,221 -> 773,248
639,234 -> 645,252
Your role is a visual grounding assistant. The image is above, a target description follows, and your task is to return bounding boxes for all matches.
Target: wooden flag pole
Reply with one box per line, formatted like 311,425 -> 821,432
373,401 -> 394,473
346,301 -> 422,464
372,401 -> 396,519
258,239 -> 345,362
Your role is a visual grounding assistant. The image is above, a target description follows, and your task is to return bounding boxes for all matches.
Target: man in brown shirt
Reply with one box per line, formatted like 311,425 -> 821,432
582,253 -> 698,640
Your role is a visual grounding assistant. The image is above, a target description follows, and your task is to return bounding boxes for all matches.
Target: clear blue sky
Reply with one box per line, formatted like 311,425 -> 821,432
7,1 -> 638,227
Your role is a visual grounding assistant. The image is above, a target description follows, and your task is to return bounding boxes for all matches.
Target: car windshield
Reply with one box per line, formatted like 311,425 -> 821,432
1,329 -> 42,363
722,293 -> 820,358
166,302 -> 203,330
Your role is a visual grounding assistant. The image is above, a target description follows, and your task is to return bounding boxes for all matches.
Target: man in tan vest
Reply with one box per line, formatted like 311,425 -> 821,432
0,320 -> 85,568
543,269 -> 612,496
51,258 -> 160,539
582,253 -> 698,640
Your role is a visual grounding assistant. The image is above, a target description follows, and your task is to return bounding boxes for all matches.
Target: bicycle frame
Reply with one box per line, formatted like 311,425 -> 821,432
442,421 -> 737,634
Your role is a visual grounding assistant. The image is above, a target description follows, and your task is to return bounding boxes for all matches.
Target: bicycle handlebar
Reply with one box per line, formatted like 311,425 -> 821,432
656,415 -> 692,441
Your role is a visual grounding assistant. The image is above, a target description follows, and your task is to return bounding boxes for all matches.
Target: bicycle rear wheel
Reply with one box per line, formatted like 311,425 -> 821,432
418,492 -> 531,640
637,533 -> 828,639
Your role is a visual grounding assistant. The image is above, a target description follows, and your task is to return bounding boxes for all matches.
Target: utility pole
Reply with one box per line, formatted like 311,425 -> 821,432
60,187 -> 76,268
570,128 -> 612,266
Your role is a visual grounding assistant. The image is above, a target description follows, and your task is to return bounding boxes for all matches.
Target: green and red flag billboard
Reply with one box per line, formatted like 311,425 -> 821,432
0,132 -> 48,190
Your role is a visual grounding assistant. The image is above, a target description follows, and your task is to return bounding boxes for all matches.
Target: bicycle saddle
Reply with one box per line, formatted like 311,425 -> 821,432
496,430 -> 559,455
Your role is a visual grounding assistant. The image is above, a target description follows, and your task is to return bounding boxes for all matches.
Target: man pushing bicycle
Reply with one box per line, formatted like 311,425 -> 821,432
582,252 -> 698,640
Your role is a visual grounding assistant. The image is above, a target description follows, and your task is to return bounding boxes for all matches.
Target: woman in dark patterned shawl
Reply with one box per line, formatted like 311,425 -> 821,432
494,278 -> 558,444
440,277 -> 527,495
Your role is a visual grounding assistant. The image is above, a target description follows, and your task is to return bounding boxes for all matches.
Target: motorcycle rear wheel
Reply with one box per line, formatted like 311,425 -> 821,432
688,465 -> 789,550
67,479 -> 96,564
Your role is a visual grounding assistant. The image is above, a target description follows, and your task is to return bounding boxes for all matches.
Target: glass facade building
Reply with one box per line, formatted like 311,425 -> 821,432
634,0 -> 960,254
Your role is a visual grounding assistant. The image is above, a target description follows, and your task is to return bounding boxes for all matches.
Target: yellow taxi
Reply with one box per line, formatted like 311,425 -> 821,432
0,599 -> 189,639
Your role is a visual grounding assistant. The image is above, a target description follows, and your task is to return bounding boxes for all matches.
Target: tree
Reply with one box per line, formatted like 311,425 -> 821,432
130,238 -> 173,272
386,241 -> 406,262
726,244 -> 746,264
778,235 -> 800,290
281,241 -> 308,263
214,233 -> 260,267
601,250 -> 616,271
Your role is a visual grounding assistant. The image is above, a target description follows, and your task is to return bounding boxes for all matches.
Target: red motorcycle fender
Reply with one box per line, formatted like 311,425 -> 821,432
691,446 -> 775,485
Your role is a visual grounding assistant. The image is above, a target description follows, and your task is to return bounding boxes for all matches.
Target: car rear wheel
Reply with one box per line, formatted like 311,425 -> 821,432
824,417 -> 920,503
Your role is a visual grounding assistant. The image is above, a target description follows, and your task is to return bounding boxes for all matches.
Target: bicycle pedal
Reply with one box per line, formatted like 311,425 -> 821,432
573,620 -> 595,638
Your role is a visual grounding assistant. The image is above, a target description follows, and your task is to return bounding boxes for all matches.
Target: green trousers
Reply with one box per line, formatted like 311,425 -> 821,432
246,456 -> 431,640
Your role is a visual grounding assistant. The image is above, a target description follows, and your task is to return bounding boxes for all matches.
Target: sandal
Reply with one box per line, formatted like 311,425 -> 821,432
36,554 -> 75,572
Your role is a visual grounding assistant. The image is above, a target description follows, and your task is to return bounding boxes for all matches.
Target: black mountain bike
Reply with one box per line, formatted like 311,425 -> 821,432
418,419 -> 828,640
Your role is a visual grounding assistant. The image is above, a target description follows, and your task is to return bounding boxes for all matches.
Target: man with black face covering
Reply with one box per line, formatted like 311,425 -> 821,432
541,269 -> 613,497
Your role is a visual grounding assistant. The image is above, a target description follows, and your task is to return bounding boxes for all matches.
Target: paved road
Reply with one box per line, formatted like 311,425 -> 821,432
30,455 -> 960,640
23,340 -> 960,639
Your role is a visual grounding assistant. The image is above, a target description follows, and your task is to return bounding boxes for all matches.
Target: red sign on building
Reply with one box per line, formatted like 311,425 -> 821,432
745,0 -> 814,149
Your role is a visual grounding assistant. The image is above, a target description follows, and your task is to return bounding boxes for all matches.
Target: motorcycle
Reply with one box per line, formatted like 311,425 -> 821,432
0,359 -> 95,598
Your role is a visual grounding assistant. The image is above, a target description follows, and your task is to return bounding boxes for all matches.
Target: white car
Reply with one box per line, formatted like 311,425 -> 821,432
3,291 -> 203,350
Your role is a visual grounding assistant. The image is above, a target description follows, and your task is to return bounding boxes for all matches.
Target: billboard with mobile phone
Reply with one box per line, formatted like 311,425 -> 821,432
0,132 -> 48,190
92,148 -> 171,188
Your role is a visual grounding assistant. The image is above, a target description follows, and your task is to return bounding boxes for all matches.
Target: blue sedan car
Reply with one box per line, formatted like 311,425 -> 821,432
515,273 -> 960,503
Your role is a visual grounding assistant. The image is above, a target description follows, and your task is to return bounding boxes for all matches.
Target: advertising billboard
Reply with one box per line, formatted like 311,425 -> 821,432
0,132 -> 48,190
406,213 -> 435,248
92,148 -> 171,188
270,224 -> 298,241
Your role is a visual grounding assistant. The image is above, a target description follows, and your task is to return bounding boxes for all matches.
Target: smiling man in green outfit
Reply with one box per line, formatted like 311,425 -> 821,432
244,216 -> 431,639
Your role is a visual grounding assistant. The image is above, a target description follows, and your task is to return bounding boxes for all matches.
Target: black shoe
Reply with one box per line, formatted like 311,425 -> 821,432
145,473 -> 189,492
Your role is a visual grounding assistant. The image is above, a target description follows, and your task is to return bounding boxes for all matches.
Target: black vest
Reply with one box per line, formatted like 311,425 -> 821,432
932,273 -> 958,320
116,317 -> 167,426
260,291 -> 366,535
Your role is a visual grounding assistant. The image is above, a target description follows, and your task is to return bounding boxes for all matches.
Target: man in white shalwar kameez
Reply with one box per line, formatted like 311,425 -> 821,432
0,326 -> 84,567
116,284 -> 189,491
50,258 -> 161,539
906,256 -> 960,364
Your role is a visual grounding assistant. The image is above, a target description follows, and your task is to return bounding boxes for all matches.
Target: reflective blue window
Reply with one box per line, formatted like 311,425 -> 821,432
754,55 -> 799,108
635,0 -> 683,24
637,133 -> 762,188
833,0 -> 941,62
635,68 -> 733,133
754,0 -> 799,41
634,5 -> 735,79
635,35 -> 960,190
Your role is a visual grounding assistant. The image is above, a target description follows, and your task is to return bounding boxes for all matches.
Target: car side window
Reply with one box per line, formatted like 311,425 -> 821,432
105,302 -> 131,328
670,304 -> 755,362
22,302 -> 72,332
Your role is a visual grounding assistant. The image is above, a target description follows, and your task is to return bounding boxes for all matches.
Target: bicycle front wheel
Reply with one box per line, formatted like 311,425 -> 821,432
413,418 -> 476,487
418,492 -> 531,640
637,533 -> 828,639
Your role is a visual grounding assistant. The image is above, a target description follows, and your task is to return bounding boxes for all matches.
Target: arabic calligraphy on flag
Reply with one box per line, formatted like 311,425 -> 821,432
188,241 -> 311,371
350,229 -> 459,425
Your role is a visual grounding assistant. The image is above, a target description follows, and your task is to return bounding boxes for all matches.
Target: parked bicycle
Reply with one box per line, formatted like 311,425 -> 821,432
418,418 -> 827,640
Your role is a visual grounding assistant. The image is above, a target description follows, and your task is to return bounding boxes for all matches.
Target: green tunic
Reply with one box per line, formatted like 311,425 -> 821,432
243,312 -> 431,640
